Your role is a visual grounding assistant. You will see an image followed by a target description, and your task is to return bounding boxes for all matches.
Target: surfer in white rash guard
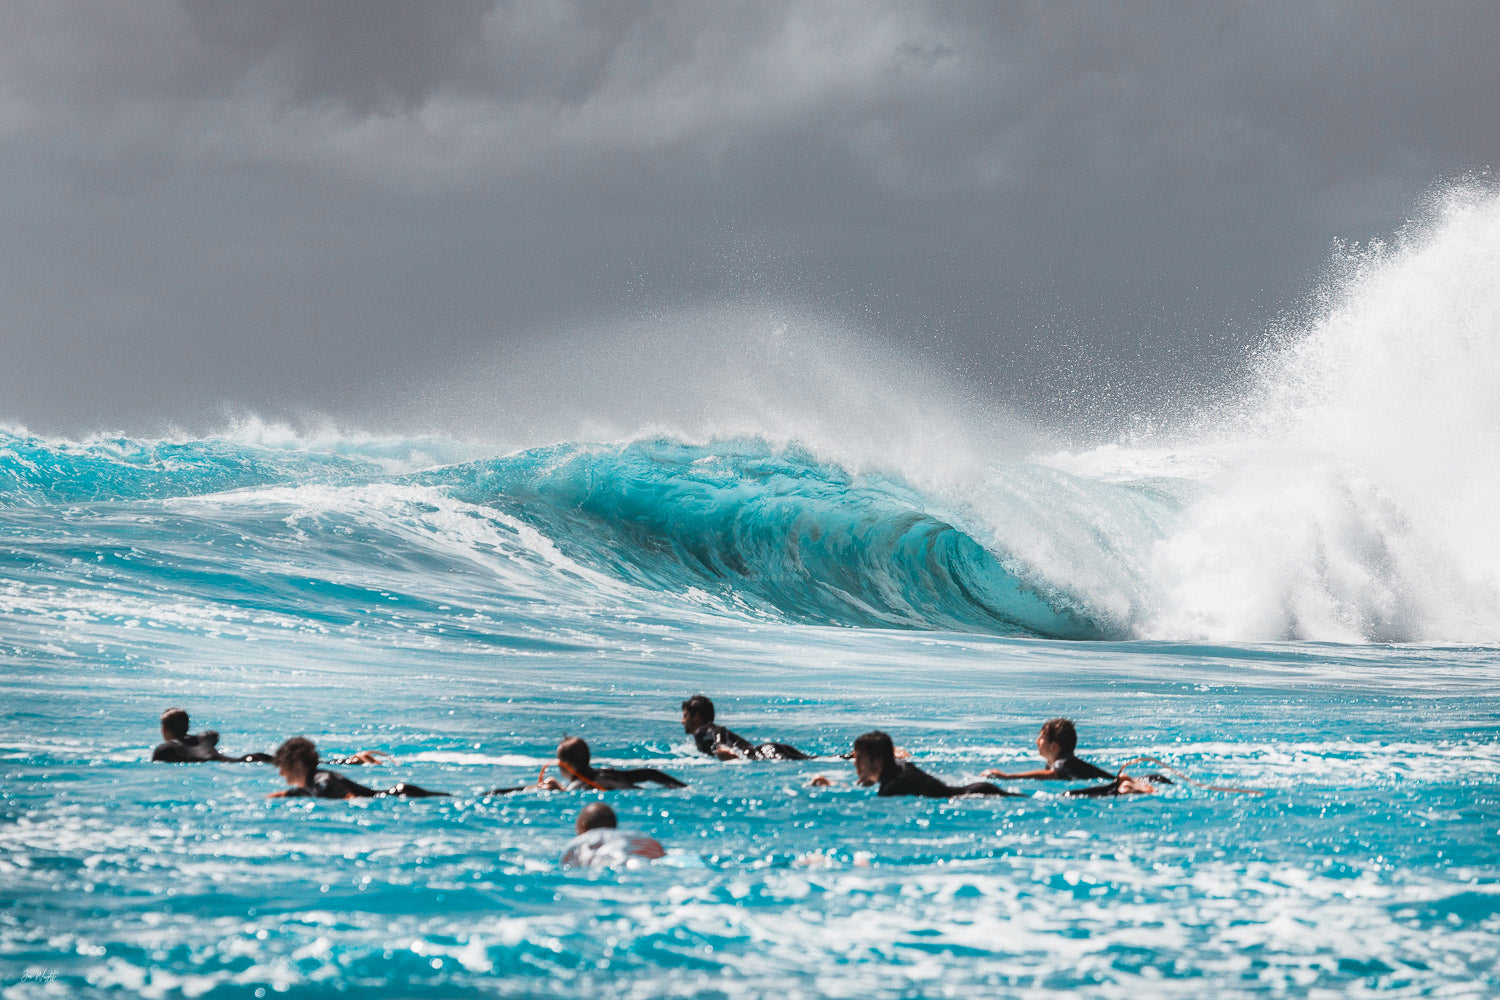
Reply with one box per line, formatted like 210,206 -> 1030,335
560,802 -> 666,868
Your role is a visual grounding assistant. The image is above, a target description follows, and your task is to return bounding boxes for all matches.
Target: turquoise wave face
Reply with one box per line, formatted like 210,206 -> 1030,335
0,431 -> 1124,640
0,429 -> 387,505
426,439 -> 1113,640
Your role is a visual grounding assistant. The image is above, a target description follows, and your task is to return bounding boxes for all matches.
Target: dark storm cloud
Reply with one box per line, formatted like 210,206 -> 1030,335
1,2 -> 1495,434
177,1 -> 497,115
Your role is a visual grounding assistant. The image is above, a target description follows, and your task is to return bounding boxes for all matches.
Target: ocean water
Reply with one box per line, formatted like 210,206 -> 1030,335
3,191 -> 1500,998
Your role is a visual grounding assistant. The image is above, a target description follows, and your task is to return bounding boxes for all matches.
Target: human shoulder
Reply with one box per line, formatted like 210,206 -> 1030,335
691,723 -> 723,754
878,760 -> 950,798
151,741 -> 186,762
311,769 -> 376,798
1052,755 -> 1115,781
561,828 -> 665,868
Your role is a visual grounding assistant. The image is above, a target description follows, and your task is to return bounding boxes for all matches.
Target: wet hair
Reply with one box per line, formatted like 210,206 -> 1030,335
681,695 -> 715,723
273,737 -> 319,775
853,730 -> 896,768
160,707 -> 190,740
1040,718 -> 1078,756
576,802 -> 617,834
557,737 -> 591,773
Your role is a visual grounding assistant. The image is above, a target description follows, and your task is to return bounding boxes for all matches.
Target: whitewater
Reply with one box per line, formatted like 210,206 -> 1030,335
2,189 -> 1498,998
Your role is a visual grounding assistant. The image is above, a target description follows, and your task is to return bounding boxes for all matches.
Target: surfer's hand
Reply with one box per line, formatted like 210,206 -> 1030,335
344,750 -> 390,765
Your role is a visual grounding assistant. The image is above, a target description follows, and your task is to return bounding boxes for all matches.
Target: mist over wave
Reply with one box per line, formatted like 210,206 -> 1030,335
4,186 -> 1497,644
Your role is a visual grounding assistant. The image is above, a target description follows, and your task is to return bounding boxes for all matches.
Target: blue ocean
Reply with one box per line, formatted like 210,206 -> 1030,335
4,193 -> 1499,999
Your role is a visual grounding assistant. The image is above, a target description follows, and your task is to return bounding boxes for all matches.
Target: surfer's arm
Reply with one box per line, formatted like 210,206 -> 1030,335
328,750 -> 391,766
981,767 -> 1058,780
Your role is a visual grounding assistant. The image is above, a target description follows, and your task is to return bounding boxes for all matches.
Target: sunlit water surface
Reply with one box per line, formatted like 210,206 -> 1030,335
5,615 -> 1497,999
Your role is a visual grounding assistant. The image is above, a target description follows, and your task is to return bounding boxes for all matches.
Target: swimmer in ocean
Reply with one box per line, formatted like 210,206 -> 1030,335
267,737 -> 449,799
560,802 -> 666,868
151,708 -> 389,765
680,695 -> 811,761
533,737 -> 687,791
983,718 -> 1163,796
812,730 -> 1023,798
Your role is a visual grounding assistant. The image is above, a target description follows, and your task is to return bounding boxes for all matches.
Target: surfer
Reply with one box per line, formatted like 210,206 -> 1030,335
982,718 -> 1164,796
151,708 -> 389,765
680,695 -> 811,761
982,718 -> 1116,781
266,737 -> 449,799
812,731 -> 1023,798
533,737 -> 687,791
560,802 -> 666,868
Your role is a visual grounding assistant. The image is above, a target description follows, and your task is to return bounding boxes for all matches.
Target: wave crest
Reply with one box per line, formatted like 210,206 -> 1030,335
427,439 -> 1111,639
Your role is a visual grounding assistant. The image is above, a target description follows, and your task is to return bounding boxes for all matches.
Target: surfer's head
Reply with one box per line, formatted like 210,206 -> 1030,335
681,695 -> 714,732
557,737 -> 592,774
273,737 -> 319,786
160,707 -> 190,741
852,730 -> 896,784
575,802 -> 617,834
1038,718 -> 1077,761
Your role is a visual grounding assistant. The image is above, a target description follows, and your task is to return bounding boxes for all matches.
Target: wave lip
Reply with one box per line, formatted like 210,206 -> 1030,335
428,438 -> 1110,640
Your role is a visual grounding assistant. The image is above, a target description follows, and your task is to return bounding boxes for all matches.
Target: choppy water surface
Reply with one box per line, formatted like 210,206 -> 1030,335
3,497 -> 1497,999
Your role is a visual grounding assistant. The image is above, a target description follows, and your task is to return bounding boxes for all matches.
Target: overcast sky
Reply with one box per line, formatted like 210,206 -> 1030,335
2,2 -> 1495,438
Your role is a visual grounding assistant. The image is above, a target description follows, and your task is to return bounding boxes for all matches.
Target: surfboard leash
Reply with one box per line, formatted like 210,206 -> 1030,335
1116,755 -> 1266,796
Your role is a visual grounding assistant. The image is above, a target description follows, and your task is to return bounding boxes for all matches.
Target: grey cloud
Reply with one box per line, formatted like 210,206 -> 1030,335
0,2 -> 1496,435
177,0 -> 497,114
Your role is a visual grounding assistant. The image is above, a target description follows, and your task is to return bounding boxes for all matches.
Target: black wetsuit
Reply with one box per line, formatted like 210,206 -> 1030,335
152,732 -> 377,766
1050,755 -> 1116,781
569,766 -> 687,790
876,761 -> 1021,798
282,769 -> 449,799
692,723 -> 810,761
152,732 -> 272,763
1055,756 -> 1174,797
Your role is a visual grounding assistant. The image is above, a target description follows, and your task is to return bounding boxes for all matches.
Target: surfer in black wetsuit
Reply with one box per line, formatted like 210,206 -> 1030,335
983,718 -> 1164,796
151,708 -> 263,763
533,737 -> 687,791
151,708 -> 389,765
266,737 -> 449,799
813,731 -> 1022,798
681,695 -> 811,761
151,707 -> 273,763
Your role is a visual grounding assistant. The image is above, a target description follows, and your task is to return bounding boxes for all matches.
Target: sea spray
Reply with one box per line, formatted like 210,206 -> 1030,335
1139,185 -> 1500,641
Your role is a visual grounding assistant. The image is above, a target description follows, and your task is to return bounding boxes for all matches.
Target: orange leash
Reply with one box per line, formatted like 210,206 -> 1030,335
556,759 -> 608,791
1116,755 -> 1265,796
